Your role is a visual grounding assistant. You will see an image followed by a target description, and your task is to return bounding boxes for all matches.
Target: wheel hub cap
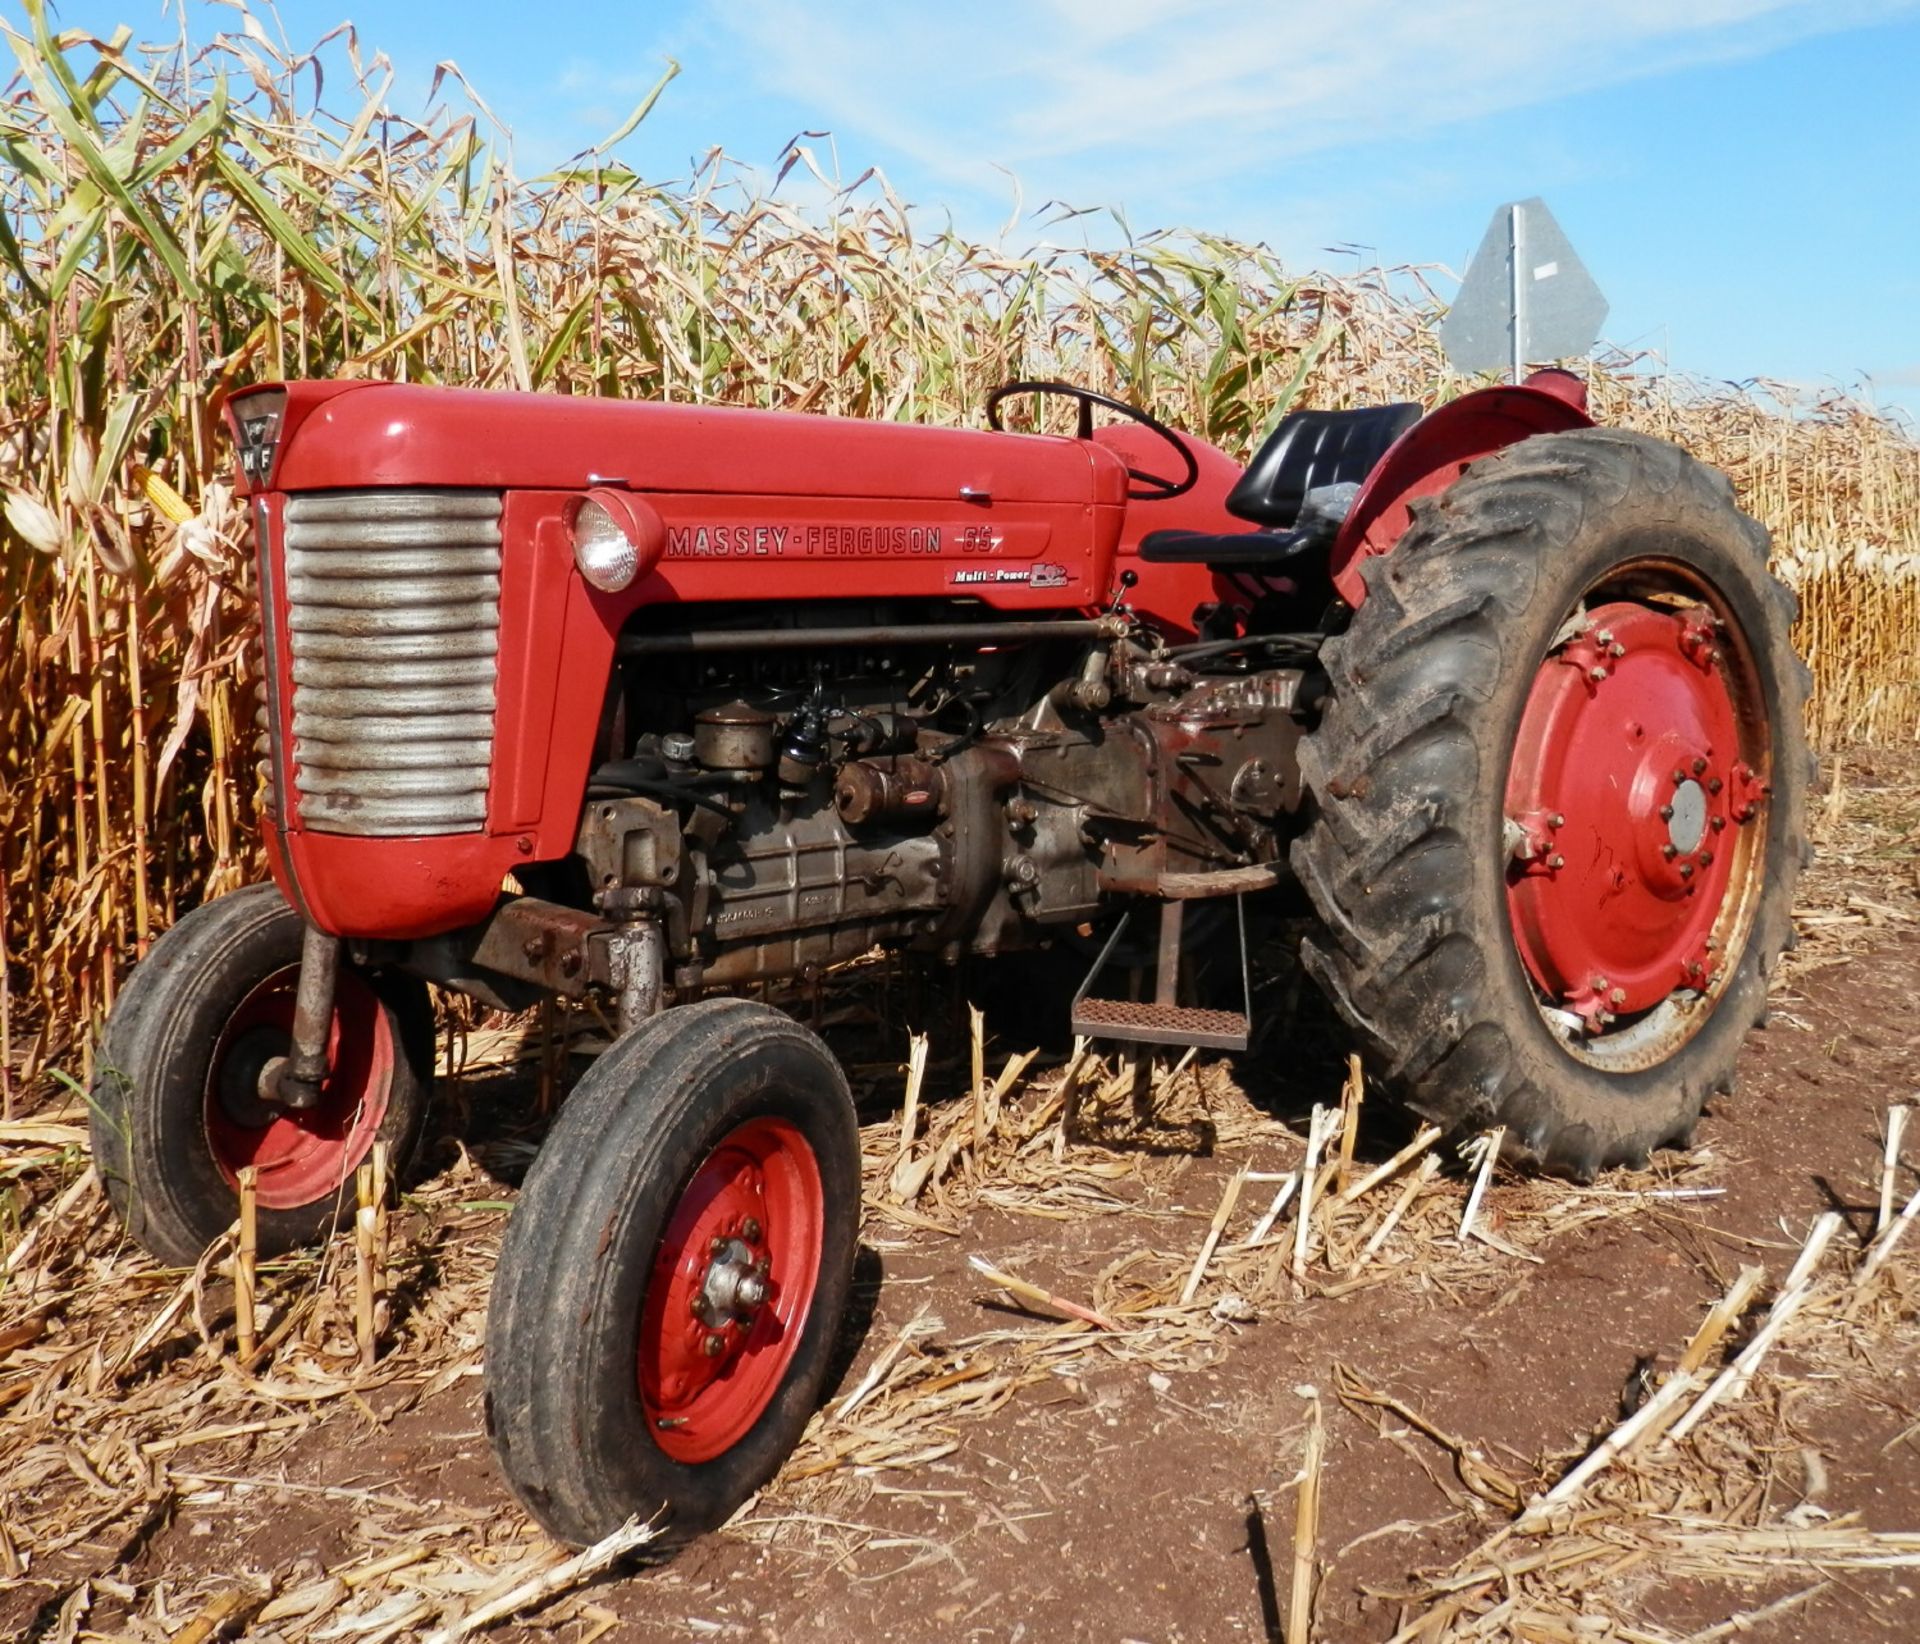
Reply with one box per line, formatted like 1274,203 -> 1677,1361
1506,600 -> 1768,1032
1667,779 -> 1708,854
639,1116 -> 824,1464
695,1235 -> 772,1327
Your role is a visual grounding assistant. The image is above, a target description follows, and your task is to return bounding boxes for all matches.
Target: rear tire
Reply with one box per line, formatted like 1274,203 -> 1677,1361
89,883 -> 435,1266
1292,429 -> 1811,1177
484,999 -> 860,1547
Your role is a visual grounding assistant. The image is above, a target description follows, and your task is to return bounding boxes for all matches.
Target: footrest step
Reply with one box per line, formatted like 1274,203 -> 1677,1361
1155,863 -> 1281,900
1070,998 -> 1250,1051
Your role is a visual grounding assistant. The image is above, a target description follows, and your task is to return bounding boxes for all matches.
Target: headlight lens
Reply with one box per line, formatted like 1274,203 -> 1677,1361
572,497 -> 639,591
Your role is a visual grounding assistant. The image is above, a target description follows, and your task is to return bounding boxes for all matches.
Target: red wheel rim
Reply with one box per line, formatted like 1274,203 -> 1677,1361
1505,582 -> 1771,1061
638,1116 -> 825,1465
203,966 -> 396,1209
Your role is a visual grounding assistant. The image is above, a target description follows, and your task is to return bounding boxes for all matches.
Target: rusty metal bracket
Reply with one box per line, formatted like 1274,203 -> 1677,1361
404,897 -> 614,1010
260,924 -> 340,1111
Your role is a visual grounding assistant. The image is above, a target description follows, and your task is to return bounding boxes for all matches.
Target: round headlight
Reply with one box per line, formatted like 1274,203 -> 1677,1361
572,497 -> 639,592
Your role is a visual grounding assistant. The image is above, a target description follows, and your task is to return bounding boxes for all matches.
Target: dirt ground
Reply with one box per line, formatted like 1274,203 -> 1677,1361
3,748 -> 1918,1643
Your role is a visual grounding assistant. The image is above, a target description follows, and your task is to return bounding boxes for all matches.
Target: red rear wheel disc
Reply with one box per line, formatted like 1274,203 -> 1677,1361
639,1116 -> 826,1465
1505,593 -> 1771,1051
203,966 -> 396,1210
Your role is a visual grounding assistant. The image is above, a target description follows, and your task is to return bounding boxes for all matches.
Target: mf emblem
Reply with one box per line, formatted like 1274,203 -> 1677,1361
235,406 -> 282,484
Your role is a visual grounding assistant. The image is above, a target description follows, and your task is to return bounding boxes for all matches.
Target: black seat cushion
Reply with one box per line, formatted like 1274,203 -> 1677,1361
1137,473 -> 1371,568
1224,402 -> 1420,528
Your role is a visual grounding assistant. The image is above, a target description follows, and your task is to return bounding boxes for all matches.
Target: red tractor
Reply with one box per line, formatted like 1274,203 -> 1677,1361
91,372 -> 1810,1545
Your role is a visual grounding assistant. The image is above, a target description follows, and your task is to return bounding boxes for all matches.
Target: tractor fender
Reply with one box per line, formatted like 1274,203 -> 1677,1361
1327,378 -> 1592,607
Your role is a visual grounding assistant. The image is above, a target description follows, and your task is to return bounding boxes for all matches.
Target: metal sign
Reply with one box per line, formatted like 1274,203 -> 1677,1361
1439,197 -> 1608,381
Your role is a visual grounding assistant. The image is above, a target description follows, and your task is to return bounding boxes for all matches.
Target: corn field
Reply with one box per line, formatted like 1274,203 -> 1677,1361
1,3 -> 1917,1099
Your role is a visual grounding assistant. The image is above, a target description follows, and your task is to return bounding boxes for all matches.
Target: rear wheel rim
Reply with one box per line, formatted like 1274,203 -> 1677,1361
203,965 -> 396,1209
639,1115 -> 825,1465
1504,567 -> 1773,1069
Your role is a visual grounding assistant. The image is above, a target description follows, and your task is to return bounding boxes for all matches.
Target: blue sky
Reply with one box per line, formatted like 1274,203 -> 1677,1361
20,0 -> 1920,417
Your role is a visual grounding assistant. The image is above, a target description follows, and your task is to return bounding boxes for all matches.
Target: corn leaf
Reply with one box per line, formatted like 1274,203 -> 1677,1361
6,26 -> 198,297
209,148 -> 354,306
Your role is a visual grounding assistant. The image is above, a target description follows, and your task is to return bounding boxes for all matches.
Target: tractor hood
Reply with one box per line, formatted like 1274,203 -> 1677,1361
230,380 -> 1127,508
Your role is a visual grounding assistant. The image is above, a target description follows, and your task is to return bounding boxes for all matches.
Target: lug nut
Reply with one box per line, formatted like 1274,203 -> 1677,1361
1711,815 -> 1726,831
1698,851 -> 1714,866
1548,854 -> 1564,869
1609,987 -> 1627,1005
702,1333 -> 726,1358
1587,667 -> 1609,682
1610,642 -> 1626,658
1692,757 -> 1707,775
1672,768 -> 1686,784
1595,629 -> 1614,645
1708,777 -> 1723,794
741,1217 -> 762,1243
709,1236 -> 727,1256
1662,844 -> 1678,859
1679,862 -> 1695,879
1549,813 -> 1565,828
1660,804 -> 1674,821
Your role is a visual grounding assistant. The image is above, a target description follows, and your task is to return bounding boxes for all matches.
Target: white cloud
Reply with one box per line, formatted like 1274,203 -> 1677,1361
702,0 -> 1917,227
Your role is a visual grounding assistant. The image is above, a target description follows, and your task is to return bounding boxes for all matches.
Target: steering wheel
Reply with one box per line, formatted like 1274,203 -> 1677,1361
984,380 -> 1199,500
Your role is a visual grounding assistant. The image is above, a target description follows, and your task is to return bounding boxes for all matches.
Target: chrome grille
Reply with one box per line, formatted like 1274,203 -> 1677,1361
281,490 -> 502,836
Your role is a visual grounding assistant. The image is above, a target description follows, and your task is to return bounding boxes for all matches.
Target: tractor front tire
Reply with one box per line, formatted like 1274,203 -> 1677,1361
484,999 -> 861,1547
1293,428 -> 1811,1177
89,882 -> 436,1267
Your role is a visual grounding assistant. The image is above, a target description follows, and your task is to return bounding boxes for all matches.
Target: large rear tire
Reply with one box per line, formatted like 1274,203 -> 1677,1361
484,999 -> 860,1547
89,883 -> 436,1266
1292,428 -> 1811,1177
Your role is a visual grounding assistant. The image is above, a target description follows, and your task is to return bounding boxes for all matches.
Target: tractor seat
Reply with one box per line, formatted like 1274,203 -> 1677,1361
1138,401 -> 1420,567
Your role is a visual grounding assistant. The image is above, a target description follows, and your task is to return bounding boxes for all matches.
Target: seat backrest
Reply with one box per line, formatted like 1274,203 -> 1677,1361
1225,402 -> 1421,528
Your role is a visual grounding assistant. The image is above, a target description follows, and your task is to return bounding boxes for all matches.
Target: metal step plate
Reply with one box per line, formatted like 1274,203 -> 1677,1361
1070,997 -> 1250,1052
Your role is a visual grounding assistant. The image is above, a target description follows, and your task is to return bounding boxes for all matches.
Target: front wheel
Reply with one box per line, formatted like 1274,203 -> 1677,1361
89,883 -> 436,1266
1292,428 -> 1812,1177
484,999 -> 860,1546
